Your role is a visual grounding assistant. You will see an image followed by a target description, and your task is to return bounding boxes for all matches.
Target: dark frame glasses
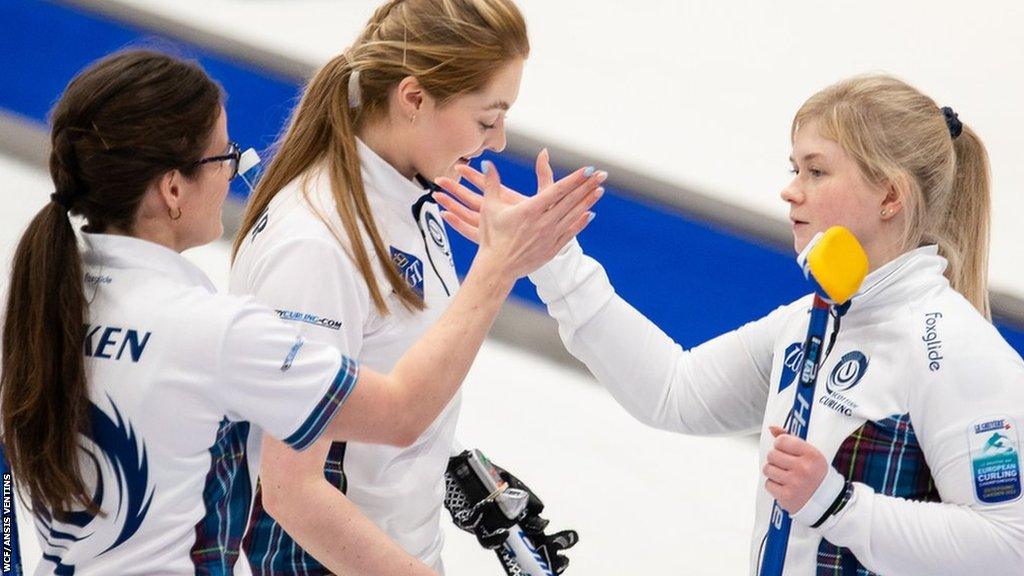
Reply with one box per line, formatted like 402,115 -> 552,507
192,141 -> 241,180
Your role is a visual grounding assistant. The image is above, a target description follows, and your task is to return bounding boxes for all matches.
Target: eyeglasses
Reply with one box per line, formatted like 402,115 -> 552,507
192,141 -> 241,180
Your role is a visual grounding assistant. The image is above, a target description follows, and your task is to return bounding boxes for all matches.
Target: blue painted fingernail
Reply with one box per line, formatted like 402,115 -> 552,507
583,166 -> 595,177
482,160 -> 493,175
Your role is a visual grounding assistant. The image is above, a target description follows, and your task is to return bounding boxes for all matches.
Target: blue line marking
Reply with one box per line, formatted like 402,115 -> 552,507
2,0 -> 1022,351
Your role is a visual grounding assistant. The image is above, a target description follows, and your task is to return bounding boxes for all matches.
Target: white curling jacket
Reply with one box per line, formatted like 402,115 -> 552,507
529,241 -> 1024,575
34,233 -> 356,576
230,140 -> 460,572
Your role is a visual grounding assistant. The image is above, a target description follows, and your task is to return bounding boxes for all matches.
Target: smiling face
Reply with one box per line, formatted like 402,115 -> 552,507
781,120 -> 903,266
409,58 -> 524,181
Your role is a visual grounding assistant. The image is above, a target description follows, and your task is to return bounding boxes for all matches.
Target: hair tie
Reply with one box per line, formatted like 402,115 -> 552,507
50,191 -> 73,212
941,106 -> 963,140
348,69 -> 363,109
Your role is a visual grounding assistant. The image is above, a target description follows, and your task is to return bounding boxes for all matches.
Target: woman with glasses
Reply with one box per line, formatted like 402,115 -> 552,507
0,49 -> 600,575
230,0 -> 595,573
195,140 -> 242,180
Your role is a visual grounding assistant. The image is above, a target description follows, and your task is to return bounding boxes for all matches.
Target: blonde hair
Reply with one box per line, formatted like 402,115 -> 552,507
793,74 -> 992,318
233,0 -> 529,314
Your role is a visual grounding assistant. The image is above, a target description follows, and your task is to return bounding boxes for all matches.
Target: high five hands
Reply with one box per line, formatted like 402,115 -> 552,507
433,150 -> 607,277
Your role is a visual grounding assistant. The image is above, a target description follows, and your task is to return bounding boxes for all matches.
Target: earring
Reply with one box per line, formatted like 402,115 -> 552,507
880,209 -> 889,217
169,206 -> 182,221
410,114 -> 417,124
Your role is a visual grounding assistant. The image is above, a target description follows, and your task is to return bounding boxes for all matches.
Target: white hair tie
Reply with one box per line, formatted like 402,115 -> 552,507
348,69 -> 363,109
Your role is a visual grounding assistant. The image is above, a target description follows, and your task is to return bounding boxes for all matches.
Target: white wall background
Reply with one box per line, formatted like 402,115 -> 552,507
5,1 -> 1024,573
113,0 -> 1024,297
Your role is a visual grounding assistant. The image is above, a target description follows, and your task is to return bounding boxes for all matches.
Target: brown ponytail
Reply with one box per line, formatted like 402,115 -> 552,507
1,49 -> 222,515
233,0 -> 529,315
3,202 -> 90,513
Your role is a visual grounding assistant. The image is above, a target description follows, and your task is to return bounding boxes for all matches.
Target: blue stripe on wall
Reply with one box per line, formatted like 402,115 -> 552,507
3,0 -> 1022,351
0,0 -> 300,199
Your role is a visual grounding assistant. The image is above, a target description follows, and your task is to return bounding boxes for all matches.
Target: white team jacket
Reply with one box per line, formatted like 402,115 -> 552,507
230,140 -> 460,570
33,233 -> 356,575
529,241 -> 1024,575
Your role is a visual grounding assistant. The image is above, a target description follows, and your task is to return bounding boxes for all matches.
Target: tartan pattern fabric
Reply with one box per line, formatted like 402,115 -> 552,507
190,419 -> 252,574
284,357 -> 359,450
816,413 -> 941,575
243,443 -> 348,575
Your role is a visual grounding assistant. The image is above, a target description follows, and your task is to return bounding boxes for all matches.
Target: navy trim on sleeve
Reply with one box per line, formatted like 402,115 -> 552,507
284,357 -> 359,451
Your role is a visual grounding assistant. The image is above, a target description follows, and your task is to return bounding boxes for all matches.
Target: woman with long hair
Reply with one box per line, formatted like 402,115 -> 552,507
0,48 -> 600,575
438,74 -> 1024,574
231,0 -> 595,573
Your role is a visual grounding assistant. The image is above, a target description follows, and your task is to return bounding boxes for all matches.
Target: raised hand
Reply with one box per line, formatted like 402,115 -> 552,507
433,149 -> 607,245
462,156 -> 605,280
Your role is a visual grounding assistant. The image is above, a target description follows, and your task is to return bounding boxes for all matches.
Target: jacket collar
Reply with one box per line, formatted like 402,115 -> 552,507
847,245 -> 949,319
81,233 -> 216,292
356,138 -> 432,213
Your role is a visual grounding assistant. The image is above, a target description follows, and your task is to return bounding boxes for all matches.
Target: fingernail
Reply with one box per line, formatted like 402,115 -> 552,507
597,170 -> 608,182
586,212 -> 596,224
482,160 -> 493,175
595,187 -> 605,197
583,166 -> 595,177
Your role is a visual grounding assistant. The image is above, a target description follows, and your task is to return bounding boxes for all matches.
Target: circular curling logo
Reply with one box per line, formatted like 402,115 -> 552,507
827,351 -> 868,393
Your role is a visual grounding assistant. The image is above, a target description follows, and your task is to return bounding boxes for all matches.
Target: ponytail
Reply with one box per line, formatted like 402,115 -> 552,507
2,201 -> 94,514
793,75 -> 994,319
234,0 -> 529,316
233,54 -> 424,315
940,125 -> 991,318
1,49 -> 221,516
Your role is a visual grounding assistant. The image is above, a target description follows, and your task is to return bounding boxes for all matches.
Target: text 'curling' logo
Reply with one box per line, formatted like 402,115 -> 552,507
827,351 -> 868,394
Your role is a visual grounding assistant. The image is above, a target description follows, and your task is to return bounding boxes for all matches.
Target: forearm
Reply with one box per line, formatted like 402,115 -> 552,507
388,255 -> 514,439
260,436 -> 436,575
530,241 -> 769,435
816,483 -> 1024,574
265,479 -> 434,575
322,255 -> 513,446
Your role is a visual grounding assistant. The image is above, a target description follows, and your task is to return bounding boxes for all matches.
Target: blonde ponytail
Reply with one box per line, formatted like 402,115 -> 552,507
233,54 -> 422,314
793,75 -> 993,318
942,125 -> 991,317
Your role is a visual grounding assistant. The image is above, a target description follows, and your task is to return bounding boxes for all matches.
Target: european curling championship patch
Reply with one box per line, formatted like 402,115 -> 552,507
968,416 -> 1022,504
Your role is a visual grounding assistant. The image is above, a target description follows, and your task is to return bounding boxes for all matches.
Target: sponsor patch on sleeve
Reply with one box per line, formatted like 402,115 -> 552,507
968,416 -> 1022,504
275,309 -> 342,331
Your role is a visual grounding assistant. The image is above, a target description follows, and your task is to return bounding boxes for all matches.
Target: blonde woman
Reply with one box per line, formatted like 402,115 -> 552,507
0,49 -> 596,576
438,74 -> 1024,574
230,0 -> 596,573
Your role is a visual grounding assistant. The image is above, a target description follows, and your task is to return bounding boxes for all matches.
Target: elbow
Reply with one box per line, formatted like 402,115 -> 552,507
388,418 -> 423,448
259,469 -> 310,527
259,477 -> 291,525
381,377 -> 427,448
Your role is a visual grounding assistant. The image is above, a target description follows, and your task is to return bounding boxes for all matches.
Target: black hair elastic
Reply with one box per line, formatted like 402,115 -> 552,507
941,106 -> 963,140
50,191 -> 73,211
